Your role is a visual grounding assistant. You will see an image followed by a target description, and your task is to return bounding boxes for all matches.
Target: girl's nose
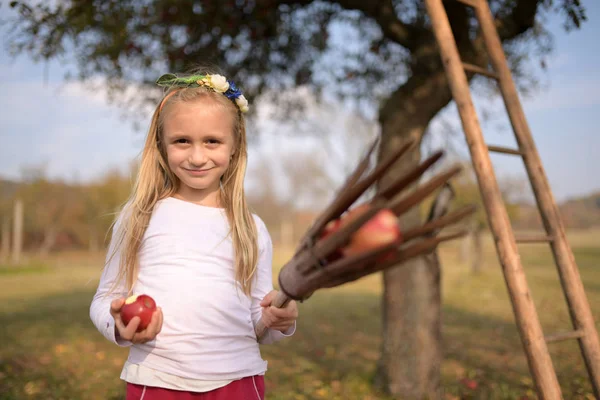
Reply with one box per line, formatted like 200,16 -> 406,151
189,145 -> 208,167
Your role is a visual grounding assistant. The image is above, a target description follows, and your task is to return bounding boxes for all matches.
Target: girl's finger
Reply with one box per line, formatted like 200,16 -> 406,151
269,306 -> 295,319
132,333 -> 148,344
133,309 -> 163,343
270,323 -> 293,332
114,318 -> 127,337
122,316 -> 141,340
145,309 -> 162,339
261,313 -> 274,328
113,313 -> 131,338
156,308 -> 163,334
110,298 -> 125,314
260,290 -> 277,307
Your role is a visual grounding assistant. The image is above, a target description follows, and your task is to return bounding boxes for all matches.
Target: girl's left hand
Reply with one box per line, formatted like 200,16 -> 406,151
260,290 -> 298,333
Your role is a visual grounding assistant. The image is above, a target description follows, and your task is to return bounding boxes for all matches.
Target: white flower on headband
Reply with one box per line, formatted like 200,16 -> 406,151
235,95 -> 249,113
209,74 -> 230,93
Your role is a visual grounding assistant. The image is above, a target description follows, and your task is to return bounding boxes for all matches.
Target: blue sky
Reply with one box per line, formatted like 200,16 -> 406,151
0,3 -> 598,203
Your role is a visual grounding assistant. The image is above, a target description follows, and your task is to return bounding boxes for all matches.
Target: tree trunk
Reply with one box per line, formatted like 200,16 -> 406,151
39,226 -> 57,256
375,70 -> 453,399
11,199 -> 23,265
1,217 -> 10,262
459,234 -> 470,264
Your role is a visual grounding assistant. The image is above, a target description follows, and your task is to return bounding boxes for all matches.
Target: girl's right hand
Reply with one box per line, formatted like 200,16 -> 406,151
110,298 -> 163,344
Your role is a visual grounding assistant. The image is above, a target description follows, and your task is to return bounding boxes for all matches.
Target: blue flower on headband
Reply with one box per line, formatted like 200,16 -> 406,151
225,81 -> 242,100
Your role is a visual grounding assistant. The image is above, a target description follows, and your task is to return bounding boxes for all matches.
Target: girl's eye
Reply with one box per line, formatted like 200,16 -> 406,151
207,139 -> 220,145
175,138 -> 188,144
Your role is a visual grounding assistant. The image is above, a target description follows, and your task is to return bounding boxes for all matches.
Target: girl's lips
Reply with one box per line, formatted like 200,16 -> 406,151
184,168 -> 212,176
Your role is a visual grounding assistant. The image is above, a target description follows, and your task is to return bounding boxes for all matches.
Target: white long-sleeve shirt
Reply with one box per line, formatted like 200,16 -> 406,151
90,197 -> 294,386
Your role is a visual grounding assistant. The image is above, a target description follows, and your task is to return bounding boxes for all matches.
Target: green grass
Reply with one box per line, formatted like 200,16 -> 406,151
0,230 -> 599,399
0,262 -> 50,276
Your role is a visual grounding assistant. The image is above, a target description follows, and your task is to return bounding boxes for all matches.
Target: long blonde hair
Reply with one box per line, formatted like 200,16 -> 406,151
109,71 -> 259,296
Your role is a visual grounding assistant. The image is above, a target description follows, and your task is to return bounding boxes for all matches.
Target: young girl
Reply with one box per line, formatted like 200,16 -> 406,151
90,68 -> 298,400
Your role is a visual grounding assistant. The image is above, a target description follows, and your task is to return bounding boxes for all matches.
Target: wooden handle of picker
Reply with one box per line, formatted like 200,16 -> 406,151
254,291 -> 292,340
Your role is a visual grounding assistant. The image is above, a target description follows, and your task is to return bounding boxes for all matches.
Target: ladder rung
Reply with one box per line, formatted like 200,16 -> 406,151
515,234 -> 554,243
463,62 -> 499,80
487,145 -> 523,156
545,329 -> 585,343
455,0 -> 479,8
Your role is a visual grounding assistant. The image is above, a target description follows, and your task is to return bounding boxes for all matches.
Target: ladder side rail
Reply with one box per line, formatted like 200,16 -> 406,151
475,4 -> 600,396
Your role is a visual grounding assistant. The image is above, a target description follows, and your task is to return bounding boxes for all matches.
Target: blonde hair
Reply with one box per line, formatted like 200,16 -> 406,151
108,70 -> 259,296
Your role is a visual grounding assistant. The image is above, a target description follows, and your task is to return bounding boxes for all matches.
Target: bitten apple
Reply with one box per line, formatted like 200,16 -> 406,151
120,294 -> 157,332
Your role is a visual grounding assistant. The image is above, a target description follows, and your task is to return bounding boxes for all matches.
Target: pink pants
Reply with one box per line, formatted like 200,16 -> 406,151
126,376 -> 265,400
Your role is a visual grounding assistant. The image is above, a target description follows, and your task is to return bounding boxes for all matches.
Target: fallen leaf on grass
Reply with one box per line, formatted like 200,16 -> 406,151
520,377 -> 533,387
24,381 -> 44,395
38,353 -> 52,365
53,344 -> 67,354
331,380 -> 341,392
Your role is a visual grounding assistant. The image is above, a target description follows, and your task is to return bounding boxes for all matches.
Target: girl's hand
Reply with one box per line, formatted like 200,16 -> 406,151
260,290 -> 298,333
110,298 -> 163,344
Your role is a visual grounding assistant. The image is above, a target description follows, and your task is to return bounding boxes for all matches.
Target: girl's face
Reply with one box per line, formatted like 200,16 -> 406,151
162,98 -> 236,204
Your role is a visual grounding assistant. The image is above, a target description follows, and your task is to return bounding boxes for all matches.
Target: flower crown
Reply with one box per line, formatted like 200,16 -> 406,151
156,73 -> 249,113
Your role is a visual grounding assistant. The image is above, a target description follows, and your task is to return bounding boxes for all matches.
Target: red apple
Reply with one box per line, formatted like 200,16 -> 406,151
120,294 -> 157,332
322,218 -> 341,237
340,204 -> 402,260
320,203 -> 402,263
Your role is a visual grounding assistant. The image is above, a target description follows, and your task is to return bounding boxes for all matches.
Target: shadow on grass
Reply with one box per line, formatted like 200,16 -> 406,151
0,289 -> 129,400
0,288 -> 595,399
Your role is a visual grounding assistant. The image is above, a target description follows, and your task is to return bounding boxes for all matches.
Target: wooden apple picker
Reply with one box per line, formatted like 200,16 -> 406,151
255,138 -> 477,340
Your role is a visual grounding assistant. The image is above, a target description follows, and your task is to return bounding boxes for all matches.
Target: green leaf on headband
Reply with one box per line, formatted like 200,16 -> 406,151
181,75 -> 204,84
156,73 -> 179,86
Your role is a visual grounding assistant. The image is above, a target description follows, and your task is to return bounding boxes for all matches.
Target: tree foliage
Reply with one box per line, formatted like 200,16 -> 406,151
4,0 -> 586,115
0,167 -> 133,253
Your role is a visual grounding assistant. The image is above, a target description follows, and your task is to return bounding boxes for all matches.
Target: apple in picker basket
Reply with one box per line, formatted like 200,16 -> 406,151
321,218 -> 344,262
321,204 -> 402,262
120,294 -> 157,332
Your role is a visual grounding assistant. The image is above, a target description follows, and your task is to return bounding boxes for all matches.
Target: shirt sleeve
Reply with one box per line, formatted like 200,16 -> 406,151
89,211 -> 133,347
250,216 -> 296,345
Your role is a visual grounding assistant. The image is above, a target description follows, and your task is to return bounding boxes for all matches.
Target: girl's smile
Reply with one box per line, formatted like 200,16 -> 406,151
183,167 -> 214,176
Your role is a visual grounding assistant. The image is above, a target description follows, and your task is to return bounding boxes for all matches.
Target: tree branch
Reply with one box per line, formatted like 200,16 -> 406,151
495,0 -> 541,40
370,0 -> 421,50
263,0 -> 421,50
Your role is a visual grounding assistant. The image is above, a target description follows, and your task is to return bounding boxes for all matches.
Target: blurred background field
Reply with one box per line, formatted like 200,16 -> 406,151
2,1 -> 600,399
1,228 -> 598,400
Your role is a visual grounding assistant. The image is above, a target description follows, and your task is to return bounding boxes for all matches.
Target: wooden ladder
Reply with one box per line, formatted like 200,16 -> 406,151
423,0 -> 600,398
